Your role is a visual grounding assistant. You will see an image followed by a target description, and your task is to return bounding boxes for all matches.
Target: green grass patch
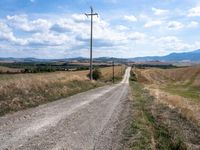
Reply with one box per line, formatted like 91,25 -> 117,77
128,80 -> 186,150
164,84 -> 200,102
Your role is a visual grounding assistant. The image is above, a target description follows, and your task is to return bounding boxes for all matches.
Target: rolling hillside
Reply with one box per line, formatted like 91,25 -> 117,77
136,66 -> 200,125
129,49 -> 200,62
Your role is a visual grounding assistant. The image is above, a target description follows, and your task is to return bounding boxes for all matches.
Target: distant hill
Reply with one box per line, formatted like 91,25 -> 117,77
0,57 -> 126,63
1,49 -> 200,63
129,49 -> 200,62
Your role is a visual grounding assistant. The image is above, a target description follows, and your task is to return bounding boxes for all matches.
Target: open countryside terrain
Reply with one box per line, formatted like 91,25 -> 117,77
0,66 -> 22,73
0,66 -> 125,116
0,67 -> 131,150
1,64 -> 200,149
136,66 -> 200,124
131,66 -> 200,149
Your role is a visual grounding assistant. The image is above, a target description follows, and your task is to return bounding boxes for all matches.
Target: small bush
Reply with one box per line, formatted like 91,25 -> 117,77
87,68 -> 102,80
130,70 -> 137,81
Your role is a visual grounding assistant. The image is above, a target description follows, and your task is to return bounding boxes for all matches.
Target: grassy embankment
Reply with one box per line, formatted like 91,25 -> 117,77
0,66 -> 22,73
136,66 -> 200,125
126,70 -> 186,149
0,66 -> 125,116
136,66 -> 200,102
125,67 -> 200,149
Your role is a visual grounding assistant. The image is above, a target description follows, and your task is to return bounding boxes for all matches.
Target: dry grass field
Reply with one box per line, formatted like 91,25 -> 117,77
136,66 -> 200,86
0,66 -> 125,116
135,66 -> 200,125
127,71 -> 200,149
0,66 -> 22,73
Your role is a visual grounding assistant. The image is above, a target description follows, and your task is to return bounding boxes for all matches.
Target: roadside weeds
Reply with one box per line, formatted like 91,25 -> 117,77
0,66 -> 125,116
121,70 -> 200,150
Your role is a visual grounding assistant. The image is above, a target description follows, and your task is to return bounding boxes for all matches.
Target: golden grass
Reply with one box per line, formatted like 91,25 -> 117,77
0,66 -> 22,73
135,66 -> 200,126
100,66 -> 125,82
136,66 -> 200,85
0,66 -> 124,116
146,85 -> 200,125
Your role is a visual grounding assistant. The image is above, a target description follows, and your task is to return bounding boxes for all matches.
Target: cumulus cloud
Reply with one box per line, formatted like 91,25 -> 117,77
127,32 -> 147,41
0,12 -> 199,58
1,13 -> 132,57
115,25 -> 129,31
7,15 -> 52,32
188,6 -> 200,17
0,22 -> 15,41
71,14 -> 88,22
28,32 -> 71,46
152,7 -> 169,15
144,20 -> 162,28
0,21 -> 27,45
155,36 -> 193,51
167,21 -> 184,30
124,15 -> 137,22
187,21 -> 199,28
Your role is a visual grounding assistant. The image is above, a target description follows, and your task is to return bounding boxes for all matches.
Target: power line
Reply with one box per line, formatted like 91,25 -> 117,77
85,6 -> 98,81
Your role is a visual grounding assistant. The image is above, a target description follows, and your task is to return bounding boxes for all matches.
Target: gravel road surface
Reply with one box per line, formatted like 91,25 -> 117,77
0,67 -> 131,150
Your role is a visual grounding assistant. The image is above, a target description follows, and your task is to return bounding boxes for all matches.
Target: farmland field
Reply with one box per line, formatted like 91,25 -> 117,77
135,66 -> 200,125
125,67 -> 200,149
0,66 -> 125,116
0,66 -> 22,73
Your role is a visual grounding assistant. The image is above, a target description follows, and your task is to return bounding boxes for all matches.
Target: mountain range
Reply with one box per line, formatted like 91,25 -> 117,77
0,49 -> 200,62
128,49 -> 200,62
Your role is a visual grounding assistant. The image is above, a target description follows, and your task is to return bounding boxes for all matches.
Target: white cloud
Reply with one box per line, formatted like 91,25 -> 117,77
28,32 -> 71,46
71,14 -> 87,22
155,36 -> 193,51
127,32 -> 147,41
144,20 -> 162,28
167,21 -> 184,30
1,12 -> 199,58
188,6 -> 200,17
0,22 -> 15,42
7,15 -> 52,32
124,15 -> 137,22
0,21 -> 27,45
187,21 -> 199,28
152,7 -> 169,16
116,25 -> 129,31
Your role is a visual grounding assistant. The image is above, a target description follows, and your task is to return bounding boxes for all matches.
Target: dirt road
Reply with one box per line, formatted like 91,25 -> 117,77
0,67 -> 131,150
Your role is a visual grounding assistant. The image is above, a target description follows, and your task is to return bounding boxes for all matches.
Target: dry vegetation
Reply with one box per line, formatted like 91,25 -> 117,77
0,66 -> 22,73
100,65 -> 125,82
0,66 -> 125,116
135,66 -> 200,126
125,69 -> 200,149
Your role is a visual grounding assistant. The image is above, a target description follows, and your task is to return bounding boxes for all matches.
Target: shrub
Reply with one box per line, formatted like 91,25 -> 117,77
87,68 -> 102,80
130,70 -> 137,81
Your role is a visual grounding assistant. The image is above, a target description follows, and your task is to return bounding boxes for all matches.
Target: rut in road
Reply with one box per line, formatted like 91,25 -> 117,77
0,67 -> 131,150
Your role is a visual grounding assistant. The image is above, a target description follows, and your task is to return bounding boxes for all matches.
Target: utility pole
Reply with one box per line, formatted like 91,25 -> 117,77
121,58 -> 123,76
112,58 -> 115,84
85,7 -> 98,80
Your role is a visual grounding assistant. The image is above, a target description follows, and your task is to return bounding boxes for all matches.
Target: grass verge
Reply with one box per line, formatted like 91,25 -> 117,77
163,84 -> 200,102
126,71 -> 186,149
0,80 -> 103,116
0,66 -> 125,116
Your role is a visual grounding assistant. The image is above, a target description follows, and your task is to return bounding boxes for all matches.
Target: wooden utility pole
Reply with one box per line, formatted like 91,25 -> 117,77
112,58 -> 115,84
85,7 -> 98,80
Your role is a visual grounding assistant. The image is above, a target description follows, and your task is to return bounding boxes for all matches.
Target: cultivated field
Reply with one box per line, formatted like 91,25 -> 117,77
135,66 -> 200,125
0,66 -> 125,116
0,66 -> 22,73
126,68 -> 200,149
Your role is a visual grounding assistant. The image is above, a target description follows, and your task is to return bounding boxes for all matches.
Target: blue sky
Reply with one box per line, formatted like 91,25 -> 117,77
0,0 -> 200,58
